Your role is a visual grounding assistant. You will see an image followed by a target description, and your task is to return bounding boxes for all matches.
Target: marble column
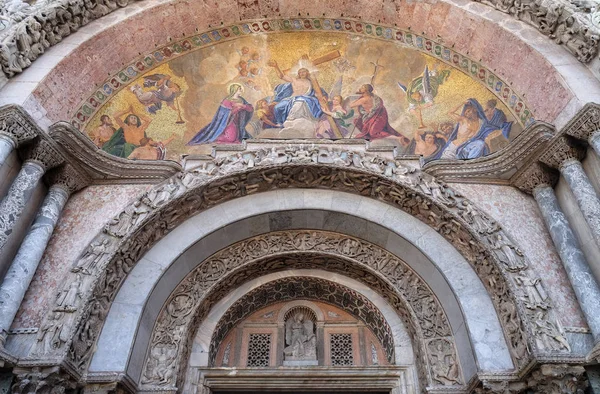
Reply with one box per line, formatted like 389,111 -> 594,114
560,159 -> 600,248
0,185 -> 69,341
590,131 -> 600,158
0,134 -> 15,167
534,185 -> 600,343
0,139 -> 63,255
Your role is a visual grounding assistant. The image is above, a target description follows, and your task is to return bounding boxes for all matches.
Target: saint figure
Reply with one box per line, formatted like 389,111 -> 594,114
102,105 -> 152,158
349,84 -> 410,144
268,60 -> 326,125
187,83 -> 253,145
284,312 -> 316,360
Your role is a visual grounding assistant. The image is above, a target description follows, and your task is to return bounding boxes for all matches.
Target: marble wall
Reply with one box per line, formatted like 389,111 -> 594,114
453,183 -> 586,328
10,184 -> 150,329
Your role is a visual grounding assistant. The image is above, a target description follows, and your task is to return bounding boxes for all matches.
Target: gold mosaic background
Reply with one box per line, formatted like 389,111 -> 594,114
86,32 -> 521,161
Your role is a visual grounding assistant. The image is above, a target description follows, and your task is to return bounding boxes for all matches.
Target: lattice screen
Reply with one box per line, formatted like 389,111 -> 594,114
330,333 -> 354,366
247,333 -> 271,367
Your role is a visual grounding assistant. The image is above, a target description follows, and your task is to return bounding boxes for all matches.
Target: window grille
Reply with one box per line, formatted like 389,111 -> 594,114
330,333 -> 354,366
247,333 -> 271,367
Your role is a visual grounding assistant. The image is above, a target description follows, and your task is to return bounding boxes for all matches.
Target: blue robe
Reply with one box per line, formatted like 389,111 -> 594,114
272,83 -> 325,125
429,98 -> 512,162
187,98 -> 252,145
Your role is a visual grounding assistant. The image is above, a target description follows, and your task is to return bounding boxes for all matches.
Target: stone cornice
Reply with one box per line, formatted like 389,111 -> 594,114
512,162 -> 559,195
539,135 -> 586,170
423,122 -> 555,184
562,102 -> 600,141
510,103 -> 600,194
49,122 -> 182,184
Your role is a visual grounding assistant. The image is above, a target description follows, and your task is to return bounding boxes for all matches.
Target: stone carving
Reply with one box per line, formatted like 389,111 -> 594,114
143,232 -> 453,389
525,364 -> 587,393
515,275 -> 549,309
489,234 -> 527,271
37,311 -> 69,354
209,277 -> 395,367
459,201 -> 498,234
475,0 -> 600,63
72,238 -> 111,275
284,311 -> 317,362
562,103 -> 600,141
512,161 -> 559,195
54,273 -> 81,312
222,342 -> 231,366
104,201 -> 151,237
11,366 -> 76,394
30,147 -> 565,388
539,135 -> 586,170
46,163 -> 90,195
0,108 -> 38,146
22,138 -> 64,171
428,338 -> 461,386
531,310 -> 571,352
371,343 -> 378,365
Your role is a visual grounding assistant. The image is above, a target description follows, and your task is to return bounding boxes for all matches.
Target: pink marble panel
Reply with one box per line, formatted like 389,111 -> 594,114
453,183 -> 587,328
11,184 -> 150,329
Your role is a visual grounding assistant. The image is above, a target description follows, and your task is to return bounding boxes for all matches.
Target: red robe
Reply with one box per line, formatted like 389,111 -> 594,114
354,95 -> 409,145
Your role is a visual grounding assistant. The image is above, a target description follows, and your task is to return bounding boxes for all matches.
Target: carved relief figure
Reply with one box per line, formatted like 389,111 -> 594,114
284,312 -> 317,361
490,234 -> 527,271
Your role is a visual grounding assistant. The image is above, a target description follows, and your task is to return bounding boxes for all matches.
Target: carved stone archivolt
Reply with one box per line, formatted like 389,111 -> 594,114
26,147 -> 567,389
142,235 -> 457,391
208,277 -> 396,366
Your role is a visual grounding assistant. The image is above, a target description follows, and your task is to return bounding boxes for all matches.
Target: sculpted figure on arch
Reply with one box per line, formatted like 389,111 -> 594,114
284,312 -> 317,361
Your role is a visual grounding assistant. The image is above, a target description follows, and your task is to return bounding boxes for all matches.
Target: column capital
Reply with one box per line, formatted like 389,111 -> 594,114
11,366 -> 77,393
0,113 -> 38,148
539,135 -> 586,171
564,103 -> 600,142
512,162 -> 559,195
22,138 -> 64,172
46,164 -> 91,196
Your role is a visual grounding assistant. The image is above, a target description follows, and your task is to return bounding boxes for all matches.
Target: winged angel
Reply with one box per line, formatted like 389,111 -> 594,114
283,312 -> 317,360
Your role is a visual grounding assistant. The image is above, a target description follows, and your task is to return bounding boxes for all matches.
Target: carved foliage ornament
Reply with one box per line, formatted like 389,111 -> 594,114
28,147 -> 567,384
142,242 -> 454,390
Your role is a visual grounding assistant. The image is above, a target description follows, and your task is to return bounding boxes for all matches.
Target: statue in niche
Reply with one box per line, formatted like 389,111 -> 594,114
283,312 -> 317,362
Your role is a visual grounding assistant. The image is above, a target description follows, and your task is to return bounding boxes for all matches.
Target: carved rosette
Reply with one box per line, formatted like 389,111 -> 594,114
28,147 -> 567,389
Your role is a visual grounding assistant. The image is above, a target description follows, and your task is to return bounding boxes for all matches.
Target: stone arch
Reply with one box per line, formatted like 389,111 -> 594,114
278,301 -> 324,324
140,231 -> 460,390
208,277 -> 395,366
29,148 -> 568,388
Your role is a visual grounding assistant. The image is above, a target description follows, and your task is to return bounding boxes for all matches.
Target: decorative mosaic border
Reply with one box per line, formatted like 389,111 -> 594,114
71,18 -> 534,131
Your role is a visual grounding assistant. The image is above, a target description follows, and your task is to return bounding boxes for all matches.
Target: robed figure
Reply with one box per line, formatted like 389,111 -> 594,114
187,83 -> 253,145
350,84 -> 410,144
432,98 -> 512,162
268,61 -> 326,125
283,312 -> 317,361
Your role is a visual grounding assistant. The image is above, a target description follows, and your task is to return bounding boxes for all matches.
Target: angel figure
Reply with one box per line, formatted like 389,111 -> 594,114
316,95 -> 355,139
283,312 -> 316,360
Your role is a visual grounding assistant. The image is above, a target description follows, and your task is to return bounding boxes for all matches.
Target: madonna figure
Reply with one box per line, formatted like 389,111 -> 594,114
187,83 -> 253,145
